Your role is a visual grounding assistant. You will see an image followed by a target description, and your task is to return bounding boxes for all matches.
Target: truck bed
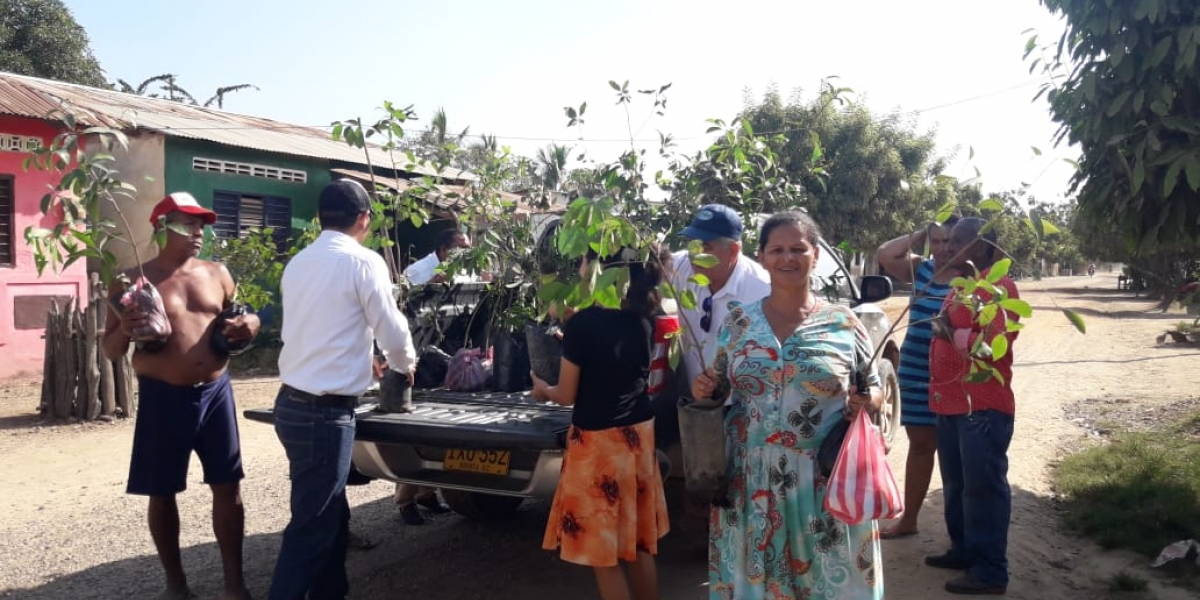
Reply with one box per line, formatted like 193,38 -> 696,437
243,389 -> 573,451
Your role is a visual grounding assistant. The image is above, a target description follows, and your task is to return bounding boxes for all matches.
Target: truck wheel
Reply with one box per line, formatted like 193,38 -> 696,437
872,360 -> 901,451
440,489 -> 524,521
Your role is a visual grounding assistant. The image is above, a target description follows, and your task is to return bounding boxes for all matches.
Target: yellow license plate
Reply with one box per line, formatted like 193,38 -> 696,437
443,449 -> 511,476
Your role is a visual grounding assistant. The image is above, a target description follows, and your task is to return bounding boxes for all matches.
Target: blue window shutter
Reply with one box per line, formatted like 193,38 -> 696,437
264,196 -> 291,250
212,192 -> 240,240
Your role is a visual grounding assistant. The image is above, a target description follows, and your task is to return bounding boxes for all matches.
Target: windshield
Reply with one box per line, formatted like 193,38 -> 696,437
812,241 -> 855,304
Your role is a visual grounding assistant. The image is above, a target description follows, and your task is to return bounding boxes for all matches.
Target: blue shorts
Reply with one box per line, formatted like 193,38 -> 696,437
126,372 -> 244,496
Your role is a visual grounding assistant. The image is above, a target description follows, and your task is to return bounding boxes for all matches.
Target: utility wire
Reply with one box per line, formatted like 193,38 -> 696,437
143,78 -> 1054,144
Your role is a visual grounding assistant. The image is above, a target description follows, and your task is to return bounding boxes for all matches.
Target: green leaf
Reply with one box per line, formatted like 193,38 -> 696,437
1107,90 -> 1132,117
1026,210 -> 1046,239
986,258 -> 1012,282
680,288 -> 698,311
1062,308 -> 1087,334
979,197 -> 1004,213
990,334 -> 1009,361
1186,155 -> 1200,191
657,282 -> 676,299
1164,156 -> 1185,197
935,201 -> 958,224
690,253 -> 719,269
689,273 -> 711,287
999,298 -> 1032,318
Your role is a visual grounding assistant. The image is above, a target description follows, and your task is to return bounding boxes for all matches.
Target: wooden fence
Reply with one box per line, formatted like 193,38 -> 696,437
40,274 -> 135,420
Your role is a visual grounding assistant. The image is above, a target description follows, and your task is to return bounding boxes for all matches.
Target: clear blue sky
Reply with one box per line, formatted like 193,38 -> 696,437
68,0 -> 1074,205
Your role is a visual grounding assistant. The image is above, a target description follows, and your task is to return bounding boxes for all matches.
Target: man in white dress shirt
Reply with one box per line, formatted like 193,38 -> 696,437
670,204 -> 771,400
268,179 -> 416,600
403,228 -> 472,284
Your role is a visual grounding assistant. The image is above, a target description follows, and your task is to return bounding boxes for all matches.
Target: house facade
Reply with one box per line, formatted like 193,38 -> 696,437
0,115 -> 90,377
0,70 -> 475,378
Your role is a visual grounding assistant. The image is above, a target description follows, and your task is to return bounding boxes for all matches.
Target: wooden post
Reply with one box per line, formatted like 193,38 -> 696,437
82,301 -> 101,421
40,301 -> 59,415
98,306 -> 116,417
53,302 -> 74,419
71,303 -> 87,419
115,349 -> 135,417
92,274 -> 116,417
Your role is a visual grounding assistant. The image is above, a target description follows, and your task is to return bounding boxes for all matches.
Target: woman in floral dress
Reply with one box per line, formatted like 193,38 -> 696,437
693,211 -> 885,600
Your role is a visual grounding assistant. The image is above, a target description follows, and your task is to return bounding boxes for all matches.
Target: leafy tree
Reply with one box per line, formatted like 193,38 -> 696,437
1032,0 -> 1200,291
739,87 -> 948,252
0,0 -> 106,87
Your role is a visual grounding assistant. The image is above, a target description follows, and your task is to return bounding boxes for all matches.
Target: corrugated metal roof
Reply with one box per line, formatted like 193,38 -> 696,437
331,167 -> 543,215
0,71 -> 473,181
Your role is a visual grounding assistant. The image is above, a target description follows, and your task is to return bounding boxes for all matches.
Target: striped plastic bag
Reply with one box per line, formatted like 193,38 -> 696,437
823,409 -> 904,524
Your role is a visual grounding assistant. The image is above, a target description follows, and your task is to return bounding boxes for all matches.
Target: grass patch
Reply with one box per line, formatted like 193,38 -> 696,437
1053,411 -> 1200,558
1109,571 -> 1149,592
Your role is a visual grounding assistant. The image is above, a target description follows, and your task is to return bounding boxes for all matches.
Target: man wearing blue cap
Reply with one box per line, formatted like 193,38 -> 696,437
269,179 -> 416,600
670,204 -> 770,397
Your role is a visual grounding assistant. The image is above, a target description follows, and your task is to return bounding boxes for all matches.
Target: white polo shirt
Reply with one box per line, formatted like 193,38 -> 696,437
670,250 -> 771,387
279,230 -> 416,397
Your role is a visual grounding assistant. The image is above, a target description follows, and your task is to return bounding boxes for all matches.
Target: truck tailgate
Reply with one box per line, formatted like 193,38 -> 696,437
243,389 -> 572,451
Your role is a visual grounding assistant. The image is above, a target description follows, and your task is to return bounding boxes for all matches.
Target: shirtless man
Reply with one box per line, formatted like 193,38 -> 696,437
103,192 -> 261,600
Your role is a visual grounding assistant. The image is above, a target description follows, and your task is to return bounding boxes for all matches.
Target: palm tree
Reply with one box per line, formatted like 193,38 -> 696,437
114,74 -> 257,109
535,143 -> 572,192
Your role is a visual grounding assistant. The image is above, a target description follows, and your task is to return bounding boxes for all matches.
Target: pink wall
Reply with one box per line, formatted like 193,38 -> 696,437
0,117 -> 88,379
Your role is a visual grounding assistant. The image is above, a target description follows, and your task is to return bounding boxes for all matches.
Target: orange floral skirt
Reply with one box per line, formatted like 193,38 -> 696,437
542,419 -> 670,567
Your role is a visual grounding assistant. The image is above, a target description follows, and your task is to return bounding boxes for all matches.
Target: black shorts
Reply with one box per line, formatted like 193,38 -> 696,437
126,372 -> 244,496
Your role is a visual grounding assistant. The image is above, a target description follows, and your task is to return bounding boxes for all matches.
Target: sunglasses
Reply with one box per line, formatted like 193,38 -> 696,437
700,296 -> 713,332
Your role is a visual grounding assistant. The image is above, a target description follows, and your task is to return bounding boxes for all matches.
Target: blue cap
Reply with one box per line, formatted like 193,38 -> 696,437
680,204 -> 743,241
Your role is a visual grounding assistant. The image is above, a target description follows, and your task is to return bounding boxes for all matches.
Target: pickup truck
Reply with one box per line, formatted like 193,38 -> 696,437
245,239 -> 901,521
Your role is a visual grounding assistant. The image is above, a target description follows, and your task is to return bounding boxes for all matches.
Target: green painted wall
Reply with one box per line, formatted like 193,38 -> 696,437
163,137 -> 331,230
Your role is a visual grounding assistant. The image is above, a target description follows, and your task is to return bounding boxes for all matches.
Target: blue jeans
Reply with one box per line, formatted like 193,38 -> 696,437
268,389 -> 355,600
937,410 -> 1014,588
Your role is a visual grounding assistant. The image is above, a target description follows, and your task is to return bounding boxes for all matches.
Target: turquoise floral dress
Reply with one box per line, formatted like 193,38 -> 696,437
709,300 -> 883,600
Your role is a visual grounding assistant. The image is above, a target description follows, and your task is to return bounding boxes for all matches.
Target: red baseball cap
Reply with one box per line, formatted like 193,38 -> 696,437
149,192 -> 217,225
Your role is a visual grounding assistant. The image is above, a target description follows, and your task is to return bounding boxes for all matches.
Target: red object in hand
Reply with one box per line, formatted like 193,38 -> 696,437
823,410 -> 904,524
119,277 -> 172,342
648,315 -> 679,396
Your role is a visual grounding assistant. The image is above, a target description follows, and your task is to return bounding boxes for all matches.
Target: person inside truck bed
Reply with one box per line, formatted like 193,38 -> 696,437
531,245 -> 670,600
403,228 -> 473,284
396,228 -> 466,524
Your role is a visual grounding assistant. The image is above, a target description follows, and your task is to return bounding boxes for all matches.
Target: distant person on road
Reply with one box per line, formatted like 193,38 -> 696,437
691,211 -> 884,600
269,179 -> 416,600
874,216 -> 960,539
926,217 -> 1020,595
531,245 -> 670,600
103,192 -> 261,600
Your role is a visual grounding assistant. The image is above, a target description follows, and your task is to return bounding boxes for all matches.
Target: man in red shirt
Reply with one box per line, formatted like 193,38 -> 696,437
925,217 -> 1019,596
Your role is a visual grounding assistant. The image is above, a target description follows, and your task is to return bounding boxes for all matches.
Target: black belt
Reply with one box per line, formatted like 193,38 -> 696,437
281,385 -> 359,409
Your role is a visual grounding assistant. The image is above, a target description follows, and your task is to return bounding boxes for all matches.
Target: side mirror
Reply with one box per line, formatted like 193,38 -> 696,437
858,275 -> 893,304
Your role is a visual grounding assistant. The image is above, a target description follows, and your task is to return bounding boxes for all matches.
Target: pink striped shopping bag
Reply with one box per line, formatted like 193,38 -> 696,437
823,410 -> 904,524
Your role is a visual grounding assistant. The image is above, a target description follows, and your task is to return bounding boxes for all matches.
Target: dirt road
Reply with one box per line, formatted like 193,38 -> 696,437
0,272 -> 1196,599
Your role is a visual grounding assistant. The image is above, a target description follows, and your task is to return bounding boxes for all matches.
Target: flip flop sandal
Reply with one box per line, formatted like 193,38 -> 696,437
880,528 -> 919,540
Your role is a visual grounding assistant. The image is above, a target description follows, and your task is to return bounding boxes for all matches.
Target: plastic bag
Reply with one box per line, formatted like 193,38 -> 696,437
414,346 -> 453,389
117,277 -> 171,344
210,303 -> 251,356
823,410 -> 904,524
444,347 -> 491,392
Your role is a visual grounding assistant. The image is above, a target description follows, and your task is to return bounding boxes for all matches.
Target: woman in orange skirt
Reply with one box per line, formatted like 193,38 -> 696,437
532,246 -> 670,600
